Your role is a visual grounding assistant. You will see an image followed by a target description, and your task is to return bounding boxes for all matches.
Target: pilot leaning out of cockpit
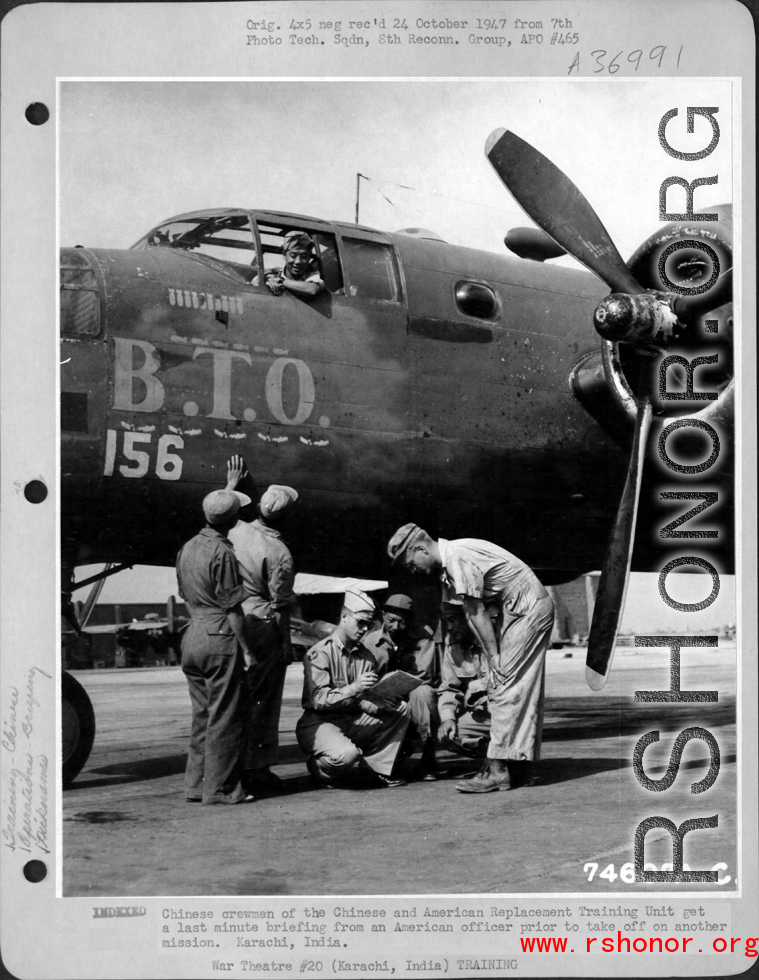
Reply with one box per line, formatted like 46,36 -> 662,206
264,230 -> 325,300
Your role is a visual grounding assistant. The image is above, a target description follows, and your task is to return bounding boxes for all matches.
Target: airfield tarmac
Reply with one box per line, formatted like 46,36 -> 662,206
63,642 -> 737,897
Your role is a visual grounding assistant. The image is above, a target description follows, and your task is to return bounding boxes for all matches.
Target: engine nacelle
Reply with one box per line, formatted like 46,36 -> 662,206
576,208 -> 734,438
626,205 -> 732,295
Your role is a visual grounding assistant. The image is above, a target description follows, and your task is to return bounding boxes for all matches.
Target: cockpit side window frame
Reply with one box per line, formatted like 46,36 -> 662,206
250,215 -> 345,294
133,210 -> 260,285
333,228 -> 407,309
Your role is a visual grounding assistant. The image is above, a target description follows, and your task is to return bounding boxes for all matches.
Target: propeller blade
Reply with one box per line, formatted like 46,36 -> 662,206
586,398 -> 653,690
485,129 -> 644,296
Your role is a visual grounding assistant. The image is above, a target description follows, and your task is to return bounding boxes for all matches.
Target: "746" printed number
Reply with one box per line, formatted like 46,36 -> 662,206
584,862 -> 731,884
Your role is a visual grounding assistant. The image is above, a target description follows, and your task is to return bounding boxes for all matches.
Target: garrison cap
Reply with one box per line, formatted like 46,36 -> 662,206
343,589 -> 376,615
387,523 -> 423,564
203,489 -> 251,525
282,230 -> 316,253
259,485 -> 298,520
383,594 -> 414,614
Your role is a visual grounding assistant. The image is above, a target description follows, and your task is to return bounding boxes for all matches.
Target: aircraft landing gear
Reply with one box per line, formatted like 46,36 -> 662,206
62,672 -> 95,787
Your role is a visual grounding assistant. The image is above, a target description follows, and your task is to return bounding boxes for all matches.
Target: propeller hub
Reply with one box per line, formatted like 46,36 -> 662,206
594,292 -> 678,345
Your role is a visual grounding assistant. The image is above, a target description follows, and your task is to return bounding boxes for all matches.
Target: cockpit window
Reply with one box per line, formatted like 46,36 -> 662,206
257,222 -> 343,293
60,248 -> 100,336
341,238 -> 402,302
136,214 -> 258,281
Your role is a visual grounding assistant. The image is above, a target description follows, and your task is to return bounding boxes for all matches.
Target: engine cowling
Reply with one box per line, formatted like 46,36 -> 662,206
600,208 -> 733,428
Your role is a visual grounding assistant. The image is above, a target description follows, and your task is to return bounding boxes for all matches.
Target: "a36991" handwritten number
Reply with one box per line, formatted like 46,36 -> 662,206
569,45 -> 684,75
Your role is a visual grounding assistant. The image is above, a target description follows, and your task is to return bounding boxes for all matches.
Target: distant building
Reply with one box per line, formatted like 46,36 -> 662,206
546,574 -> 599,645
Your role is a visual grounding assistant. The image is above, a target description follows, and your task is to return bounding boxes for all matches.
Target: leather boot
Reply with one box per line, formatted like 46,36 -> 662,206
455,762 -> 511,793
417,737 -> 439,781
507,760 -> 539,788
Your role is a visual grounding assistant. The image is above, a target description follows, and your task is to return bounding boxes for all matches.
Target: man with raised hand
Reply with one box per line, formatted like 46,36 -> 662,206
225,456 -> 298,793
387,524 -> 554,793
296,589 -> 410,789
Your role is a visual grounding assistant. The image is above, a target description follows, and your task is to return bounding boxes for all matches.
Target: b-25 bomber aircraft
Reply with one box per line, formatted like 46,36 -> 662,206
60,131 -> 733,783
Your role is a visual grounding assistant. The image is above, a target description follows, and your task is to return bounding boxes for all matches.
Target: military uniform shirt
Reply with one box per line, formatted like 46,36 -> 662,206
176,527 -> 246,628
301,633 -> 378,713
176,527 -> 247,660
438,637 -> 489,724
438,538 -> 549,614
361,625 -> 398,674
227,519 -> 295,620
363,624 -> 438,684
258,266 -> 325,289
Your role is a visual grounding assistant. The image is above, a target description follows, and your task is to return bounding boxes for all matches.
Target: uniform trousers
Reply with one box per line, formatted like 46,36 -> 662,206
455,710 -> 491,751
296,703 -> 410,783
407,684 -> 438,743
488,593 -> 554,761
243,618 -> 287,771
182,638 -> 248,804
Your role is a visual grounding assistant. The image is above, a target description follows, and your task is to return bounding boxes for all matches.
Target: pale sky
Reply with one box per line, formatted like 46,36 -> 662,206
59,77 -> 733,260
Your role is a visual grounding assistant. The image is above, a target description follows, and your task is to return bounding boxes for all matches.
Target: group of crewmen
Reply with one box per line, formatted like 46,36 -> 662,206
175,455 -> 555,805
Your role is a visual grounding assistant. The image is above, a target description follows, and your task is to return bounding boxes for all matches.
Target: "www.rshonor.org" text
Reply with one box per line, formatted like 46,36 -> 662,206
521,935 -> 758,956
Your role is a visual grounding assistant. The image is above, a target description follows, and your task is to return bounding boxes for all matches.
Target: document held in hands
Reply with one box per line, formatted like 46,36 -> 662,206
364,670 -> 424,703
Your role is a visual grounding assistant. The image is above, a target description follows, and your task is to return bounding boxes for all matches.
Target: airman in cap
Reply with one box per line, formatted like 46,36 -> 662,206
387,523 -> 423,564
221,457 -> 300,793
363,593 -> 414,672
259,485 -> 298,521
343,588 -> 376,616
384,593 -> 414,614
387,525 -> 554,794
173,488 -> 256,804
202,489 -> 251,525
387,524 -> 442,576
265,229 -> 325,300
295,588 -> 410,789
363,591 -> 441,781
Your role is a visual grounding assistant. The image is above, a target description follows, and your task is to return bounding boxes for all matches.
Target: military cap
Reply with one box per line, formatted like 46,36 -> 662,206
383,594 -> 414,614
259,485 -> 298,520
343,589 -> 376,615
387,523 -> 423,564
203,489 -> 251,525
282,230 -> 316,253
441,597 -> 464,608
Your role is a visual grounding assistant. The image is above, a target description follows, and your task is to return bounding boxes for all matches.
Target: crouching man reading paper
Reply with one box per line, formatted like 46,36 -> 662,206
296,589 -> 410,789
